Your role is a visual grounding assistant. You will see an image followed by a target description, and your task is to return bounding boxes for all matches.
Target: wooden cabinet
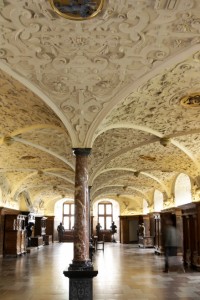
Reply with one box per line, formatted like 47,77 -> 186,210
30,236 -> 43,247
34,217 -> 47,236
181,202 -> 200,269
62,230 -> 74,242
120,217 -> 129,244
98,230 -> 112,242
33,216 -> 54,243
45,216 -> 55,242
4,230 -> 20,255
119,215 -> 143,244
3,214 -> 26,256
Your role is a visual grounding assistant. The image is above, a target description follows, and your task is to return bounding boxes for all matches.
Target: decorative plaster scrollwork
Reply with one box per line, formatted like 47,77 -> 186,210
61,89 -> 103,142
1,1 -> 200,143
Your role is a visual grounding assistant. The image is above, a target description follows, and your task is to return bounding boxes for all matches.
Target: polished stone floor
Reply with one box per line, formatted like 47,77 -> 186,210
0,242 -> 200,300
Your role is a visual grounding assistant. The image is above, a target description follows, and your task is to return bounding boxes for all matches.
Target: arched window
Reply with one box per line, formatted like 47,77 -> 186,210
98,202 -> 112,230
175,173 -> 192,206
154,190 -> 164,212
143,199 -> 149,214
63,202 -> 74,229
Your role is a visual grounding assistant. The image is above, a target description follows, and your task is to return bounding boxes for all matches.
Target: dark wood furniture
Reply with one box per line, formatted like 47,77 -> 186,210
30,236 -> 43,247
62,230 -> 74,242
34,217 -> 47,236
3,214 -> 26,256
154,213 -> 162,254
0,208 -> 21,256
119,215 -> 143,244
45,216 -> 55,242
180,202 -> 200,270
98,230 -> 112,242
43,235 -> 52,245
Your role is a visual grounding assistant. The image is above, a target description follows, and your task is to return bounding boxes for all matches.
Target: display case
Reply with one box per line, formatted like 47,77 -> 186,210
181,202 -> 200,270
4,214 -> 26,256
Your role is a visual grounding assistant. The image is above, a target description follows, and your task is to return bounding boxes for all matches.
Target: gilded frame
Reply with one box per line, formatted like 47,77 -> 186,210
49,0 -> 105,21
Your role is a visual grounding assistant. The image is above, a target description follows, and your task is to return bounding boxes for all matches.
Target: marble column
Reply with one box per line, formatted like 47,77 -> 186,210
63,148 -> 98,300
88,186 -> 92,239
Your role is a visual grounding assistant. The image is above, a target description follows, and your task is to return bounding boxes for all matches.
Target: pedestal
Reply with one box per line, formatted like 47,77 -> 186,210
63,270 -> 98,300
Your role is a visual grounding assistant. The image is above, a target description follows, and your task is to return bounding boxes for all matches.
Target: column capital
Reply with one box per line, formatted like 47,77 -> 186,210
72,148 -> 92,156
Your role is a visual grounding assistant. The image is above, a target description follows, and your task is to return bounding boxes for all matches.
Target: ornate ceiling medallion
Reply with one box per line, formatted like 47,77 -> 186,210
180,93 -> 200,108
49,0 -> 105,21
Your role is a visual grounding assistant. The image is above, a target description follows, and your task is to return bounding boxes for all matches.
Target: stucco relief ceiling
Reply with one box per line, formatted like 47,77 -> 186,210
0,0 -> 200,214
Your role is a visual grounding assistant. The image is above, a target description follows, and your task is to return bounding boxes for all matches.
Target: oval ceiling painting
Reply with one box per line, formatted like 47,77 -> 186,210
49,0 -> 105,20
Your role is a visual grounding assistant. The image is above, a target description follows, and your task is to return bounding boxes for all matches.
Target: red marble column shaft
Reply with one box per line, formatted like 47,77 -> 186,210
73,148 -> 91,265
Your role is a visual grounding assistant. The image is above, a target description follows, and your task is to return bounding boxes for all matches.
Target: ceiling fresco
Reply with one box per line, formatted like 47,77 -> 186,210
0,0 -> 200,214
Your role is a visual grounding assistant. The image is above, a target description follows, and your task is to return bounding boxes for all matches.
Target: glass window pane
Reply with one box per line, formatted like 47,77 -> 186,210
106,204 -> 112,214
98,204 -> 104,214
71,204 -> 75,215
71,216 -> 74,229
63,216 -> 69,229
99,217 -> 105,230
64,204 -> 69,214
106,216 -> 112,230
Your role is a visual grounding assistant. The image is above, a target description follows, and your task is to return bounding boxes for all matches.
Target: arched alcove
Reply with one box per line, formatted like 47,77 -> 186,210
174,173 -> 192,207
154,190 -> 164,212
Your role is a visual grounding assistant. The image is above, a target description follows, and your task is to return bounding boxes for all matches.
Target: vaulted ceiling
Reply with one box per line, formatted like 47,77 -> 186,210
0,0 -> 200,215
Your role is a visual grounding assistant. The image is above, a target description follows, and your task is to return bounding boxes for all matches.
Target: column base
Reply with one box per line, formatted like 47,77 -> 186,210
68,260 -> 94,271
64,269 -> 98,300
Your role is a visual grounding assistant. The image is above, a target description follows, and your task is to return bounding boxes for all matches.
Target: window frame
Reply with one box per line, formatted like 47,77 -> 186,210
98,202 -> 113,230
63,202 -> 75,230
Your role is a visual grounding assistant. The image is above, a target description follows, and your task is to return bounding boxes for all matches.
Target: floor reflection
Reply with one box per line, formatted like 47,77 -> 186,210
0,242 -> 200,299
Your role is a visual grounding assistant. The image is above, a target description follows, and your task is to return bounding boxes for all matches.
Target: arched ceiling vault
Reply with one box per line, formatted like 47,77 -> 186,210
0,0 -> 200,214
91,168 -> 169,196
86,44 -> 200,145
